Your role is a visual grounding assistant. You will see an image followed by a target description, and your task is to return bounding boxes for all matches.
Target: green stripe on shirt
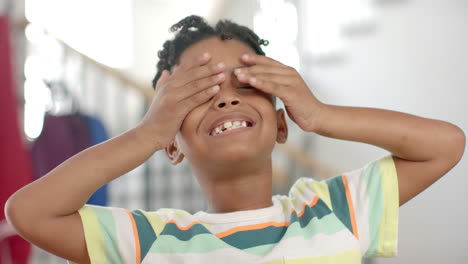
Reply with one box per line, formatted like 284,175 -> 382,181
95,207 -> 123,264
150,233 -> 231,254
220,225 -> 288,250
131,210 -> 157,261
326,176 -> 353,234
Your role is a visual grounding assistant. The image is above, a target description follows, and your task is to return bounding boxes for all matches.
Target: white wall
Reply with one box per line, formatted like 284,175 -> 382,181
307,0 -> 468,263
129,0 -> 230,85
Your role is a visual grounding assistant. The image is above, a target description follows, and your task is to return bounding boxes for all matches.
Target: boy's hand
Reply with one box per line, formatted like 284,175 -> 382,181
138,53 -> 225,148
234,53 -> 324,132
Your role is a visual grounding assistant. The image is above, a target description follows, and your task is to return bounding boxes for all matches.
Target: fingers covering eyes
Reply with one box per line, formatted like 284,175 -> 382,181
163,53 -> 225,102
180,62 -> 225,86
177,72 -> 225,101
241,53 -> 285,67
236,72 -> 294,98
235,65 -> 293,77
185,85 -> 220,108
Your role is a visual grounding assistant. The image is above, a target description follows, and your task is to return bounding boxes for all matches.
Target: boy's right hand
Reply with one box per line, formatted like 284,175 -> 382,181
138,53 -> 225,148
5,56 -> 226,264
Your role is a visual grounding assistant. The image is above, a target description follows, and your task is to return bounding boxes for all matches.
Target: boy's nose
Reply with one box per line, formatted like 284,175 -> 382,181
217,98 -> 240,109
216,98 -> 240,109
214,88 -> 241,109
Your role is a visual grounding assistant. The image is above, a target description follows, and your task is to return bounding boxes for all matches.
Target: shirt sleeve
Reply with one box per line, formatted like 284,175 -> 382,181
73,205 -> 166,264
323,155 -> 399,257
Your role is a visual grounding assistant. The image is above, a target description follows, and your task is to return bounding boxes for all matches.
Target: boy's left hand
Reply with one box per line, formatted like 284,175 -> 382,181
234,53 -> 323,132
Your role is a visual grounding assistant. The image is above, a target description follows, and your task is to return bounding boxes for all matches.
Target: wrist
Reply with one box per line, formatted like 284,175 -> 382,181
305,101 -> 328,133
132,123 -> 165,152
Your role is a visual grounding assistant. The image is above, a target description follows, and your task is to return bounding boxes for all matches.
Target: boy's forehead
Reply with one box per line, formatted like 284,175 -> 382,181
178,38 -> 254,72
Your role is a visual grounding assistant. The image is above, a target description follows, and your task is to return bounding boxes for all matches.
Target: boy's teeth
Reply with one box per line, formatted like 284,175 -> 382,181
224,121 -> 232,128
213,120 -> 249,135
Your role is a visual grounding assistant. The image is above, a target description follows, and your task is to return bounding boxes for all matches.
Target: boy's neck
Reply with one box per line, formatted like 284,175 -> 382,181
193,158 -> 274,214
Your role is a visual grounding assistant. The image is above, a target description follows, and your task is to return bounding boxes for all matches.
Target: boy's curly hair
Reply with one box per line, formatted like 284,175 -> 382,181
152,15 -> 269,88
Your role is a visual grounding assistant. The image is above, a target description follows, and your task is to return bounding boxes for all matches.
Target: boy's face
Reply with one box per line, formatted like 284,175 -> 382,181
168,37 -> 287,168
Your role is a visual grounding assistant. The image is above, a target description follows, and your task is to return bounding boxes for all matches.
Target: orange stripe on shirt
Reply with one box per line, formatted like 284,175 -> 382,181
289,195 -> 320,217
216,221 -> 289,239
342,174 -> 360,239
297,196 -> 320,217
125,210 -> 141,264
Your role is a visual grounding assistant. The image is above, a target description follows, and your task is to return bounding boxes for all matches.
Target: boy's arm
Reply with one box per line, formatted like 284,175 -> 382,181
5,53 -> 224,263
6,126 -> 162,263
312,105 -> 465,205
236,53 -> 465,206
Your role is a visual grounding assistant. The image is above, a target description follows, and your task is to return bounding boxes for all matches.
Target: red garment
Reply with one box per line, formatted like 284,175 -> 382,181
0,15 -> 32,264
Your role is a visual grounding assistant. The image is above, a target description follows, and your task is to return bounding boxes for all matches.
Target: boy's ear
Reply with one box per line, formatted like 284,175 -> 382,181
276,109 -> 288,143
165,139 -> 184,165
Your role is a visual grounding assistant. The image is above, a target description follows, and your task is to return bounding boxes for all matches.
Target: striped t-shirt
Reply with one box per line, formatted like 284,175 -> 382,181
74,155 -> 398,263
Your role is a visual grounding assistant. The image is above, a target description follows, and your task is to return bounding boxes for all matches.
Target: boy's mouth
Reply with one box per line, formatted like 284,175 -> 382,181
209,120 -> 254,136
208,114 -> 255,136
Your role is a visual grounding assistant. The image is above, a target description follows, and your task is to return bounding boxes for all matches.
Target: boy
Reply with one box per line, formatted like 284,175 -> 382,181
5,15 -> 465,263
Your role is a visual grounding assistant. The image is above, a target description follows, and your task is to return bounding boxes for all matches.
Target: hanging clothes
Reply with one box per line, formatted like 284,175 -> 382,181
31,113 -> 92,179
83,114 -> 109,206
30,112 -> 110,206
0,15 -> 33,264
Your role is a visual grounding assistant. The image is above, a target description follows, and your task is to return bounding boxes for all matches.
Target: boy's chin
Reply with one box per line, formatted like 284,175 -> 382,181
203,146 -> 273,166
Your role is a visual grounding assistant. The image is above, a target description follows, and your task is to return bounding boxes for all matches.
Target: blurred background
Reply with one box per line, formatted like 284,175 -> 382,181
0,0 -> 466,263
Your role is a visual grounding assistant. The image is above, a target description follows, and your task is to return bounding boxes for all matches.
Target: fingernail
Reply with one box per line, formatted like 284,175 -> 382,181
202,52 -> 210,59
217,62 -> 225,69
211,85 -> 220,92
234,68 -> 242,75
242,54 -> 250,60
250,77 -> 257,83
217,73 -> 225,80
